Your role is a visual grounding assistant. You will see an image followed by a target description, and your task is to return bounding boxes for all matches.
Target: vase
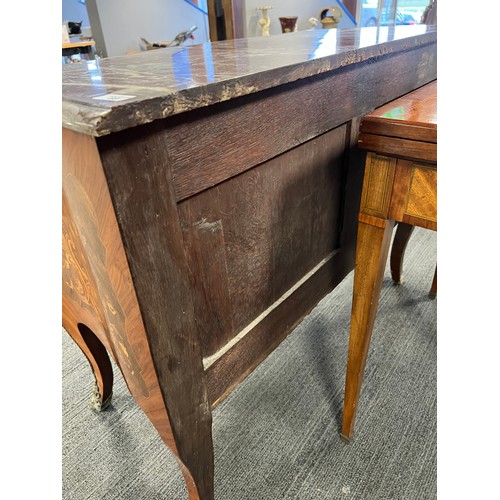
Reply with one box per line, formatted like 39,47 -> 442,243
319,7 -> 342,29
257,6 -> 273,36
279,16 -> 298,33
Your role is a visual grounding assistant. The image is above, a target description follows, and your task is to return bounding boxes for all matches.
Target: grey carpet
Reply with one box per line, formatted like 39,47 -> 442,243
62,227 -> 437,500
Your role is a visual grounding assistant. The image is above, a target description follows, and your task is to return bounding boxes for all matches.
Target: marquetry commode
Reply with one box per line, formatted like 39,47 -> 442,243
341,80 -> 437,441
62,27 -> 436,499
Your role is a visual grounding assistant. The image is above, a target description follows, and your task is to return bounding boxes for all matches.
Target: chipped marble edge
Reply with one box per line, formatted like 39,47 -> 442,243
62,31 -> 436,137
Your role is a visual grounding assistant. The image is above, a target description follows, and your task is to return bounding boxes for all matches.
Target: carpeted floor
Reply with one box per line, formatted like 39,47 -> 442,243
62,227 -> 437,500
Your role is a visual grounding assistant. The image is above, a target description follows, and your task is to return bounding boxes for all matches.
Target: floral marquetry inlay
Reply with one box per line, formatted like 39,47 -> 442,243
63,174 -> 151,399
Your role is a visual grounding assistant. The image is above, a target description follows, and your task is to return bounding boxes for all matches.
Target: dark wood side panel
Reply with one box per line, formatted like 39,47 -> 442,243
62,128 -> 214,496
178,193 -> 235,358
205,119 -> 366,406
178,126 -> 346,358
162,42 -> 436,202
206,247 -> 352,407
96,125 -> 214,500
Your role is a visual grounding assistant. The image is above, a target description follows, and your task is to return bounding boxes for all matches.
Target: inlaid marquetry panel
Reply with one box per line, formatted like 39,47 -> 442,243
405,164 -> 437,222
360,152 -> 397,218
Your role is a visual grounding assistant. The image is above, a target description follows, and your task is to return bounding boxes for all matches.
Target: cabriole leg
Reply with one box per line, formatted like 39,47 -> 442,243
390,222 -> 415,285
62,302 -> 113,411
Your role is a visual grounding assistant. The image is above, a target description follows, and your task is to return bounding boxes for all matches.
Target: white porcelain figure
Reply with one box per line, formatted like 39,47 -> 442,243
257,6 -> 272,36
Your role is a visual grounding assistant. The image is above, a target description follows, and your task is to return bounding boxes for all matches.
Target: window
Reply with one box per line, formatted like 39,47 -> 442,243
359,0 -> 429,28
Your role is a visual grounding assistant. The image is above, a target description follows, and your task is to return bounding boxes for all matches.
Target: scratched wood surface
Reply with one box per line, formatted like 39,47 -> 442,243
166,45 -> 437,202
178,126 -> 346,358
97,125 -> 215,499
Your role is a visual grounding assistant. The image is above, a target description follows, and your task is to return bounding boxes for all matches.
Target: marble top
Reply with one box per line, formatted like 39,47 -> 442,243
62,25 -> 436,137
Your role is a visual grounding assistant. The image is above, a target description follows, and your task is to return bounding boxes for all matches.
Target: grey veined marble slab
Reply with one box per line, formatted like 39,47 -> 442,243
62,25 -> 436,137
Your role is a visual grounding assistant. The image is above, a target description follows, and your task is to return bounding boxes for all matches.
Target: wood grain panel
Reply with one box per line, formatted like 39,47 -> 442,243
97,124 -> 214,500
387,158 -> 413,222
401,213 -> 437,231
359,79 -> 437,142
387,159 -> 437,230
358,212 -> 390,229
62,130 -> 200,488
164,43 -> 436,201
359,120 -> 436,143
63,129 -> 170,418
360,152 -> 397,218
178,195 -> 234,358
268,126 -> 346,306
206,247 -> 348,407
178,126 -> 346,357
405,165 -> 437,222
358,133 -> 437,163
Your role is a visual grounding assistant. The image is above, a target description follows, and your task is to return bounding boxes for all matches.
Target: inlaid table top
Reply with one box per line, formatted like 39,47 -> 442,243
358,80 -> 437,163
362,80 -> 436,131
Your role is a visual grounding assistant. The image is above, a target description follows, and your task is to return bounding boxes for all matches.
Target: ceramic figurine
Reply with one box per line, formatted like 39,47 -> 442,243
257,6 -> 272,36
308,17 -> 322,29
141,26 -> 198,50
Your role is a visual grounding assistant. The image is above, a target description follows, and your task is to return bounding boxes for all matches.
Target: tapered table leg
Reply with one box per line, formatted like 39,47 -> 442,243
341,215 -> 395,442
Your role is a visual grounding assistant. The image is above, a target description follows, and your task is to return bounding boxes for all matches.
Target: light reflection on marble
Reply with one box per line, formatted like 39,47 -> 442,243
62,25 -> 435,136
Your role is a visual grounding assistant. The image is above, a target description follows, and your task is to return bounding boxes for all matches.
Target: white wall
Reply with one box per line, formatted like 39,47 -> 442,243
244,0 -> 356,37
63,0 -> 356,59
95,0 -> 210,57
